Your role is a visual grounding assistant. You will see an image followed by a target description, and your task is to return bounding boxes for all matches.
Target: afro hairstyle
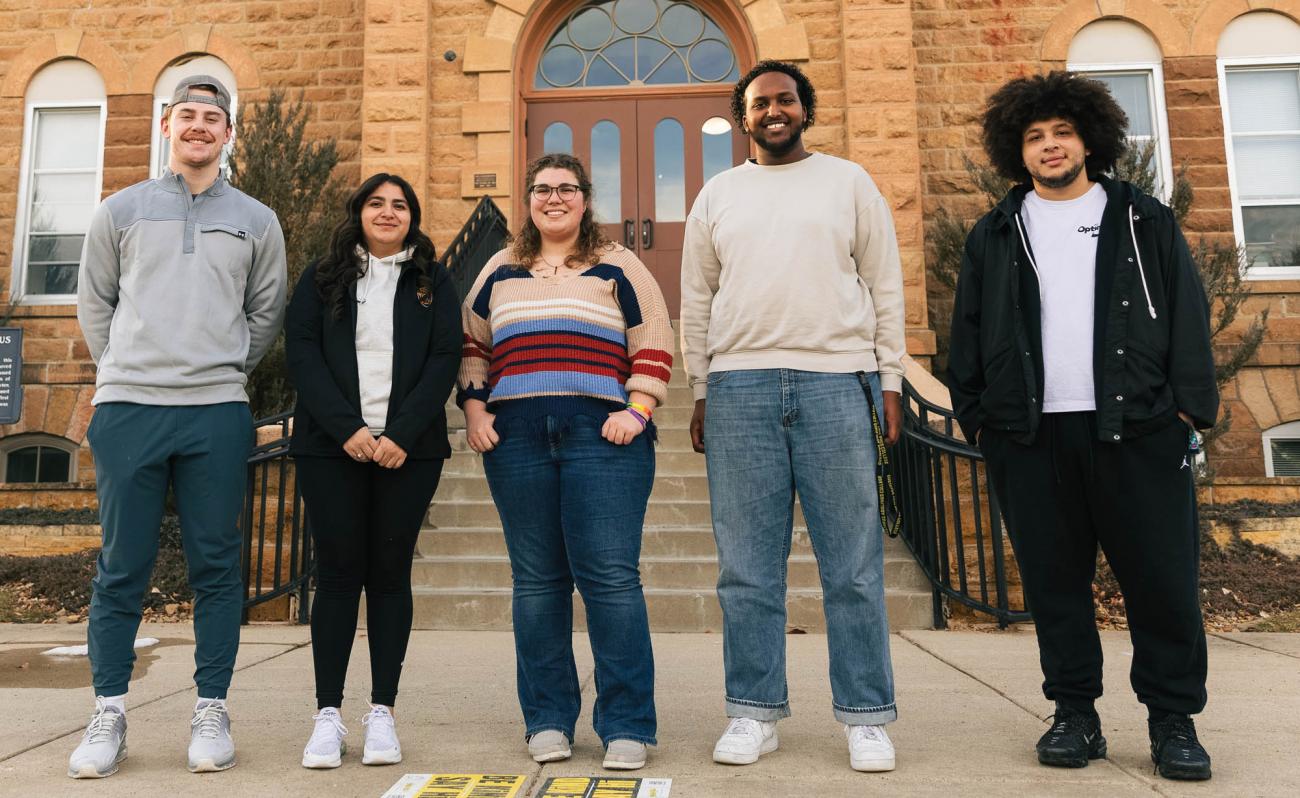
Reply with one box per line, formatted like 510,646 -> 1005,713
730,59 -> 817,131
980,70 -> 1129,185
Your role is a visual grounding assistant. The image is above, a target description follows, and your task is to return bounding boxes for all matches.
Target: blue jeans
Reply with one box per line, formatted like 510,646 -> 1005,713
483,413 -> 657,745
705,369 -> 897,725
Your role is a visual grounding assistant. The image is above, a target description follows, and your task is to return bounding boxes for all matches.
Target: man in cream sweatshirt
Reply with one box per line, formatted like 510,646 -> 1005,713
680,60 -> 906,773
69,75 -> 286,778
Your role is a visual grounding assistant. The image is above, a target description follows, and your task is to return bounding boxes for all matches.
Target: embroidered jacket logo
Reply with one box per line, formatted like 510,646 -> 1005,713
1077,224 -> 1101,238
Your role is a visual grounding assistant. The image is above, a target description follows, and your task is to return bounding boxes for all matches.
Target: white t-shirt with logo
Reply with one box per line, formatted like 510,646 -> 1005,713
1020,182 -> 1107,413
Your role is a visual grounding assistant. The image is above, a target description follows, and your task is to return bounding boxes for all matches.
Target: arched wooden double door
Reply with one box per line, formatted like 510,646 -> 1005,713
522,0 -> 753,315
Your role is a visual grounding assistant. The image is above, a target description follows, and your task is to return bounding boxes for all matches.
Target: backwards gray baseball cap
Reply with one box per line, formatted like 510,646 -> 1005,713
167,75 -> 232,120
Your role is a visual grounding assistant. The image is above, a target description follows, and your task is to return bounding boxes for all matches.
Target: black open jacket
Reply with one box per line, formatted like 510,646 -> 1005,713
947,177 -> 1219,446
284,255 -> 462,459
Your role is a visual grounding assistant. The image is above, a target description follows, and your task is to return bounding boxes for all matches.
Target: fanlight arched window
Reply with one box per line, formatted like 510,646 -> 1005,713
536,0 -> 740,89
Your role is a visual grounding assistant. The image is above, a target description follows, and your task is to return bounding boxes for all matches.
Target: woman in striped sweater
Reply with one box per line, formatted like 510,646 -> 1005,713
458,153 -> 672,770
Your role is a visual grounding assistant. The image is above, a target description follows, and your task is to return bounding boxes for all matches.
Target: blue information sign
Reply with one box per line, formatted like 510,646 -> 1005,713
0,327 -> 23,425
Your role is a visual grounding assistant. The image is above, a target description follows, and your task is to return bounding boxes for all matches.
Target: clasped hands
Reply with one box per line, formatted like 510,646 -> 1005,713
344,427 -> 407,468
465,407 -> 646,454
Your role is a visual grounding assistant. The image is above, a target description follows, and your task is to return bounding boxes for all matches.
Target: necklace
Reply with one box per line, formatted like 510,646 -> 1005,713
536,253 -> 569,274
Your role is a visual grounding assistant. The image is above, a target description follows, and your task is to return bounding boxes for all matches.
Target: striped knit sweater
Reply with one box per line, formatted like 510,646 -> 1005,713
458,244 -> 673,414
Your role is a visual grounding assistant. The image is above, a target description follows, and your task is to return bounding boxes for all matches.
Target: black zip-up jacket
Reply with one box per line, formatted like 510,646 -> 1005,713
947,177 -> 1218,446
285,255 -> 462,459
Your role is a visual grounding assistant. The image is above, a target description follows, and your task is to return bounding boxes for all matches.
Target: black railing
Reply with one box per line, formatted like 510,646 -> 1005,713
443,195 -> 510,301
893,381 -> 1030,628
240,411 -> 312,623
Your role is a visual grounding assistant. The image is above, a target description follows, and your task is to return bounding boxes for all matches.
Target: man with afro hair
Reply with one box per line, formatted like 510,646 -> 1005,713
948,71 -> 1218,781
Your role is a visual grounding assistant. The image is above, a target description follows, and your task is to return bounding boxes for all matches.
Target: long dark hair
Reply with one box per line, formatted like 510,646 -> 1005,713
981,71 -> 1129,185
510,153 -> 611,269
315,172 -> 437,319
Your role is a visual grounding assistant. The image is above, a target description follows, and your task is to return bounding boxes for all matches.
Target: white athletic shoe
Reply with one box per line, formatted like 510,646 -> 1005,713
527,730 -> 572,763
188,700 -> 236,772
603,739 -> 647,770
361,705 -> 401,765
846,723 -> 896,772
712,717 -> 778,765
301,707 -> 348,769
68,698 -> 128,778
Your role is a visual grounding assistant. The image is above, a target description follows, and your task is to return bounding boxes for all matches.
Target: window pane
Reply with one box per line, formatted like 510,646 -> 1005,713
590,120 -> 621,223
661,3 -> 705,47
34,109 -> 99,170
27,234 -> 84,263
37,447 -> 71,483
543,122 -> 573,155
1272,439 -> 1300,476
1226,69 -> 1300,133
29,264 -> 80,295
568,5 -> 614,49
539,45 -> 585,88
688,39 -> 735,83
601,37 -> 635,80
613,0 -> 656,34
1092,73 -> 1154,138
1232,135 -> 1300,200
646,52 -> 688,85
31,173 -> 97,232
6,448 -> 38,483
1242,205 -> 1300,268
654,117 -> 685,222
701,116 -> 733,183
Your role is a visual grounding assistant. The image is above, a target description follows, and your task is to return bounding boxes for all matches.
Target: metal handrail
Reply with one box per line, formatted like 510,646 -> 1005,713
442,195 -> 510,301
240,410 -> 312,623
894,380 -> 1030,628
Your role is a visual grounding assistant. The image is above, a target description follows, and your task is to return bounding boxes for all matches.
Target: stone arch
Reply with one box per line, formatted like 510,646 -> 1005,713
454,0 -> 801,202
127,24 -> 261,95
1040,0 -> 1189,61
1190,0 -> 1300,56
0,31 -> 128,98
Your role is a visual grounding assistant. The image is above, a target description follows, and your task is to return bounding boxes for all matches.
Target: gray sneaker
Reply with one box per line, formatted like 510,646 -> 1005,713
68,699 -> 128,778
603,739 -> 647,770
188,700 -> 235,772
527,730 -> 571,763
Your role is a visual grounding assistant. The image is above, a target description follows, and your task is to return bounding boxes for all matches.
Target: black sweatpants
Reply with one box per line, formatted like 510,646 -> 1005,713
296,456 -> 443,709
980,412 -> 1207,716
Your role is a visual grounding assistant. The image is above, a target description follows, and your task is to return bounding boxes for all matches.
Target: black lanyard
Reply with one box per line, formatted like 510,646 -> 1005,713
858,373 -> 901,538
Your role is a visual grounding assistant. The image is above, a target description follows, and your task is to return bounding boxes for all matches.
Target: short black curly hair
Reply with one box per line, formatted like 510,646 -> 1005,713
981,70 -> 1128,185
730,60 -> 816,131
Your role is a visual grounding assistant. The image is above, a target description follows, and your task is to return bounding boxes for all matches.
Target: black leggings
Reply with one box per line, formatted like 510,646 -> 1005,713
296,456 -> 443,709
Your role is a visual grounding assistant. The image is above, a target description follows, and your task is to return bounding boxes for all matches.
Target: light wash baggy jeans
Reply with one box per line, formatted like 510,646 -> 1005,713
704,368 -> 897,725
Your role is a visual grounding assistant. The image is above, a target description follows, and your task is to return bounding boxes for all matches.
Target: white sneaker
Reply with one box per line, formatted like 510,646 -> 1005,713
302,708 -> 348,769
712,717 -> 778,765
68,698 -> 128,778
527,730 -> 572,763
846,724 -> 895,772
361,705 -> 401,765
188,700 -> 236,772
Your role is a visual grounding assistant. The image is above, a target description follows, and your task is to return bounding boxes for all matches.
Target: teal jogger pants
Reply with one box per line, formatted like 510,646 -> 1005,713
87,402 -> 253,698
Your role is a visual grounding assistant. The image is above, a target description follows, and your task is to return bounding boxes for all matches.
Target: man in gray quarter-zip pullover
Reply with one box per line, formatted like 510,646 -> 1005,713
69,75 -> 286,780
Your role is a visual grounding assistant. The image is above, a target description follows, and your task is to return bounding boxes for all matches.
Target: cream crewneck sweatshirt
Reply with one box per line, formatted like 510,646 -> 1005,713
679,152 -> 907,400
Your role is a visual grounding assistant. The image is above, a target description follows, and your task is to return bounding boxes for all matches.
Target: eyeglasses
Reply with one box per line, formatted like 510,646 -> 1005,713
530,183 -> 582,201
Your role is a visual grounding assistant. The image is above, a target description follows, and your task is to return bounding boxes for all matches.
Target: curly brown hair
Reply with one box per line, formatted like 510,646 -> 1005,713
981,70 -> 1129,185
510,153 -> 612,269
730,60 -> 816,131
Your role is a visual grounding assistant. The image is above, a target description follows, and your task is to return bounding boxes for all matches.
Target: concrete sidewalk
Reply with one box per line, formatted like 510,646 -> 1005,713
1,624 -> 1295,797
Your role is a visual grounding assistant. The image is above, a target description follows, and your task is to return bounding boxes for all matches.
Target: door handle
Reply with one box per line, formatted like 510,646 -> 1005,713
641,218 -> 653,249
623,219 -> 635,249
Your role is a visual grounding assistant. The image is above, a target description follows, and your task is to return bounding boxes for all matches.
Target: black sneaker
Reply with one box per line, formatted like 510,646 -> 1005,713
1149,715 -> 1212,781
1036,706 -> 1106,768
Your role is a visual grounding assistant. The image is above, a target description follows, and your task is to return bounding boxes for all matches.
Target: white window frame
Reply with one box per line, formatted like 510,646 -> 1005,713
1263,419 -> 1300,476
1217,56 -> 1300,280
11,99 -> 107,305
1069,62 -> 1176,202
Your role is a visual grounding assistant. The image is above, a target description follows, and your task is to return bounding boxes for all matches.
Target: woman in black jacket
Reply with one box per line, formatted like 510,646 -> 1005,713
285,173 -> 460,770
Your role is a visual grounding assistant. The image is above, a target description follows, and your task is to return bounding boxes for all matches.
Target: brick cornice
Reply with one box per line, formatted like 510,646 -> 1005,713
0,32 -> 129,98
1190,0 -> 1300,56
1040,0 -> 1189,61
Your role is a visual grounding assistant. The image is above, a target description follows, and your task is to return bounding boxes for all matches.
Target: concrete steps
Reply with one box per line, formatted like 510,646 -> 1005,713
404,344 -> 936,632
